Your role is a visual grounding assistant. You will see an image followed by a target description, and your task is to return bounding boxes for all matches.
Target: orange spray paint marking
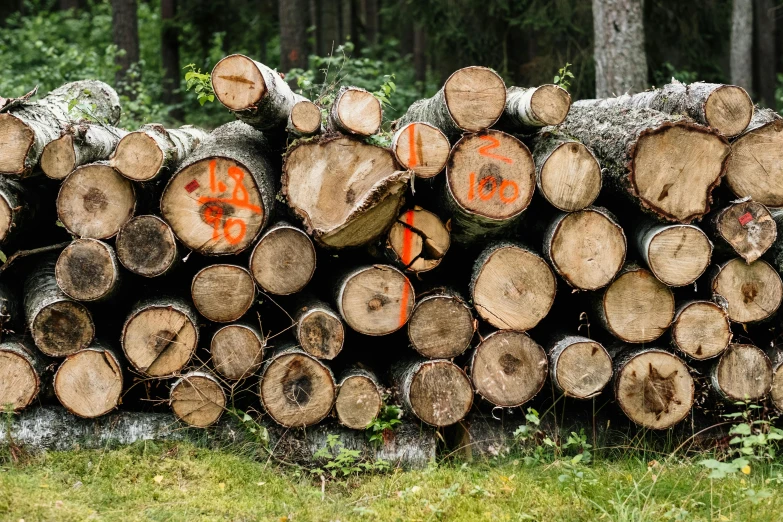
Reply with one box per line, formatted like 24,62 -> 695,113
468,172 -> 476,200
398,210 -> 415,327
407,124 -> 418,168
477,135 -> 513,164
478,176 -> 498,201
499,180 -> 519,203
224,218 -> 247,245
198,164 -> 262,214
203,205 -> 224,241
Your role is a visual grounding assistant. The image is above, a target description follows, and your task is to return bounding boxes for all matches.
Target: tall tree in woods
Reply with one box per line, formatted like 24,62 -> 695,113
319,0 -> 341,55
59,0 -> 80,10
161,0 -> 182,119
592,0 -> 647,97
111,0 -> 140,86
362,0 -> 379,46
754,0 -> 775,106
731,0 -> 754,93
280,0 -> 308,73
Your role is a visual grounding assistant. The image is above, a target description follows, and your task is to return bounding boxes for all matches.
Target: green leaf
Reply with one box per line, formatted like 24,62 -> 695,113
0,250 -> 6,263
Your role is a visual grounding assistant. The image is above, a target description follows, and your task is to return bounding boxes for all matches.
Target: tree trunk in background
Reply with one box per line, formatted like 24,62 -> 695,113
754,0 -> 776,107
59,0 -> 80,9
280,0 -> 308,73
362,0 -> 379,46
111,0 -> 140,86
731,0 -> 754,94
592,0 -> 648,97
320,0 -> 341,55
341,0 -> 354,44
161,0 -> 182,120
414,25 -> 427,88
310,0 -> 321,55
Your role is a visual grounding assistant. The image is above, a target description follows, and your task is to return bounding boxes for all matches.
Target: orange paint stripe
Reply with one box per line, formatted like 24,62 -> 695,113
398,210 -> 415,326
407,124 -> 418,168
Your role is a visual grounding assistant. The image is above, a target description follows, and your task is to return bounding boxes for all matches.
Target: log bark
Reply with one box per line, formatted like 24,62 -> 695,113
211,54 -> 300,130
0,282 -> 20,336
160,121 -> 276,255
711,344 -> 772,402
55,239 -> 120,302
592,0 -> 647,98
53,341 -> 123,418
556,105 -> 731,223
391,122 -> 450,179
531,132 -> 601,212
471,242 -> 556,331
725,109 -> 783,207
336,264 -> 414,336
286,97 -> 322,137
635,221 -> 712,287
0,80 -> 121,176
328,86 -> 381,136
24,258 -> 95,357
110,124 -> 208,182
613,346 -> 694,430
210,323 -> 265,380
121,297 -> 199,377
542,206 -> 626,290
408,290 -> 475,359
283,135 -> 409,248
394,66 -> 507,139
249,221 -> 316,295
293,298 -> 344,360
670,301 -> 731,360
768,209 -> 783,275
575,80 -> 754,137
385,206 -> 450,273
710,258 -> 782,323
40,123 -> 127,180
335,367 -> 383,429
770,347 -> 783,412
470,330 -> 547,407
594,266 -> 675,343
708,199 -> 776,263
191,264 -> 256,323
115,215 -> 179,277
392,358 -> 473,427
259,345 -> 336,428
548,334 -> 612,399
498,85 -> 571,132
170,371 -> 226,428
0,336 -> 48,411
56,163 -> 136,239
444,130 -> 535,243
0,176 -> 30,244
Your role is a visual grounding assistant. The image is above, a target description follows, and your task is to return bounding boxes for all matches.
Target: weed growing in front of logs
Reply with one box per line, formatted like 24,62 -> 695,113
311,434 -> 390,480
366,403 -> 402,447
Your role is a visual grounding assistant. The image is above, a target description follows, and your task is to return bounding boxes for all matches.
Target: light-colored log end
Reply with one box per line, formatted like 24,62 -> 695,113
444,66 -> 506,132
211,54 -> 267,111
704,85 -> 753,137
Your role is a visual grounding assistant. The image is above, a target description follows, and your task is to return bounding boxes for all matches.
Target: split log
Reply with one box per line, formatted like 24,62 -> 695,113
211,54 -> 299,130
121,297 -> 199,377
574,80 -> 753,137
160,121 -> 276,255
710,258 -> 782,323
328,86 -> 382,136
444,130 -> 535,243
471,242 -> 556,331
392,358 -> 473,427
56,163 -> 135,239
115,215 -> 179,277
55,239 -> 120,301
594,266 -> 675,343
24,259 -> 95,357
557,105 -> 731,223
635,222 -> 712,287
470,330 -> 547,407
191,264 -> 256,323
283,136 -> 409,248
548,335 -> 612,399
770,348 -> 783,412
613,347 -> 695,429
498,84 -> 571,132
40,123 -> 127,180
394,66 -> 507,138
170,371 -> 226,428
0,176 -> 30,244
210,323 -> 265,380
53,342 -> 123,419
110,124 -> 208,182
259,345 -> 336,428
0,336 -> 47,411
294,299 -> 344,360
391,122 -> 450,179
543,207 -> 626,290
287,98 -> 322,137
335,368 -> 383,429
670,301 -> 731,360
336,265 -> 415,336
531,133 -> 601,212
708,199 -> 776,263
0,80 -> 121,176
385,206 -> 450,273
407,290 -> 475,359
249,222 -> 316,295
710,344 -> 772,402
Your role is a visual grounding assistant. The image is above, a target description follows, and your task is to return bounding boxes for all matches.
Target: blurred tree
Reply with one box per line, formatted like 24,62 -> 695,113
112,0 -> 140,85
319,0 -> 341,55
59,0 -> 81,10
362,0 -> 379,46
280,0 -> 308,74
754,0 -> 776,105
731,0 -> 754,93
592,0 -> 648,97
161,0 -> 182,119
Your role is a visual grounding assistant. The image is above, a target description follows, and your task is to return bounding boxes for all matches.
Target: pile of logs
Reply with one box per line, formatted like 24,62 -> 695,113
2,57 -> 783,439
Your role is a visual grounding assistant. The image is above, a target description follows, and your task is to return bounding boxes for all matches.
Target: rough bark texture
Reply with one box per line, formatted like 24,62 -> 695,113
41,123 -> 127,180
531,132 -> 601,212
730,0 -> 754,93
709,199 -> 776,263
592,0 -> 648,98
111,124 -> 208,181
768,209 -> 783,274
0,336 -> 48,411
115,215 -> 179,277
548,334 -> 612,399
294,298 -> 345,360
0,282 -> 20,336
770,347 -> 783,412
407,289 -> 475,359
210,323 -> 265,380
711,344 -> 772,402
335,367 -> 382,429
279,0 -> 309,72
170,371 -> 226,428
385,206 -> 450,273
249,221 -> 316,295
754,0 -> 776,107
392,358 -> 473,427
191,264 -> 255,323
55,239 -> 121,302
498,85 -> 571,132
328,86 -> 382,136
53,341 -> 124,418
710,258 -> 782,323
635,221 -> 713,287
670,301 -> 731,360
391,122 -> 450,179
0,176 -> 30,244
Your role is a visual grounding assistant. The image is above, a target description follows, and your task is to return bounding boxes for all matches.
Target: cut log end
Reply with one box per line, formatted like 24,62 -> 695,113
32,301 -> 94,357
338,265 -> 414,336
0,114 -> 32,175
471,331 -> 547,407
192,264 -> 255,323
540,141 -> 601,211
0,344 -> 39,411
289,100 -> 322,135
297,308 -> 344,360
672,301 -> 731,360
408,293 -> 475,359
704,85 -> 753,137
387,207 -> 450,272
335,374 -> 382,429
211,324 -> 264,380
333,87 -> 382,136
530,84 -> 571,125
55,239 -> 119,301
57,163 -> 135,239
603,268 -> 674,343
726,117 -> 783,206
250,225 -> 316,295
407,360 -> 473,426
40,134 -> 76,180
110,131 -> 164,181
714,200 -> 776,263
551,337 -> 612,399
444,67 -> 506,132
116,215 -> 178,277
170,372 -> 226,428
646,225 -> 712,287
54,347 -> 122,418
713,344 -> 772,402
122,304 -> 198,377
0,193 -> 12,243
712,259 -> 783,323
211,54 -> 266,111
392,122 -> 450,178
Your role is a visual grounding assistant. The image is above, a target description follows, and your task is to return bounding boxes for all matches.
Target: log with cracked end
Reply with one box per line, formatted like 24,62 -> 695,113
53,341 -> 124,419
287,97 -> 322,137
710,258 -> 783,324
191,264 -> 256,323
407,290 -> 475,359
41,123 -> 127,180
110,124 -> 208,182
335,368 -> 383,430
497,84 -> 571,132
548,334 -> 612,400
0,176 -> 31,245
392,358 -> 473,427
115,215 -> 179,278
391,122 -> 450,179
121,297 -> 199,377
249,222 -> 316,295
55,239 -> 121,302
670,300 -> 731,361
385,206 -> 450,273
708,199 -> 776,263
0,336 -> 48,412
283,135 -> 409,248
711,344 -> 772,403
635,221 -> 713,287
531,132 -> 601,212
170,371 -> 226,428
210,323 -> 265,381
293,298 -> 344,360
328,86 -> 382,136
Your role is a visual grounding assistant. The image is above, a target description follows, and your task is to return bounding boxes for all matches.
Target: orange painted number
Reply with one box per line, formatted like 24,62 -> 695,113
477,135 -> 513,164
198,160 -> 264,245
467,172 -> 519,204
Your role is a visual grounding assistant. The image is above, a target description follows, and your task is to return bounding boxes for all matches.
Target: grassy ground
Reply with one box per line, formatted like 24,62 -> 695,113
1,439 -> 782,522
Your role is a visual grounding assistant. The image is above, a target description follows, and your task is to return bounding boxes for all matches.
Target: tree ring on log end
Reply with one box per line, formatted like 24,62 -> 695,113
602,268 -> 674,343
122,305 -> 198,377
211,54 -> 266,111
191,264 -> 255,323
297,309 -> 344,360
540,141 -> 601,211
392,122 -> 450,179
387,207 -> 450,272
408,360 -> 473,426
250,225 -> 316,295
530,84 -> 571,126
713,344 -> 772,401
338,265 -> 415,335
554,340 -> 612,399
408,294 -> 475,359
335,375 -> 382,429
290,100 -> 321,135
671,301 -> 731,360
712,259 -> 783,323
646,225 -> 712,287
0,192 -> 13,243
56,239 -> 118,301
725,118 -> 783,206
116,215 -> 178,277
170,372 -> 226,427
443,67 -> 506,132
40,134 -> 76,180
0,345 -> 39,411
0,114 -> 33,175
111,131 -> 165,181
54,348 -> 122,418
704,85 -> 753,137
715,200 -> 776,263
211,324 -> 264,380
471,330 -> 547,407
32,300 -> 94,357
335,88 -> 382,136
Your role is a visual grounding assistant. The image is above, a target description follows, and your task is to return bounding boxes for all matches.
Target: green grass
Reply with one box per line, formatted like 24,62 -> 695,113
1,441 -> 782,521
